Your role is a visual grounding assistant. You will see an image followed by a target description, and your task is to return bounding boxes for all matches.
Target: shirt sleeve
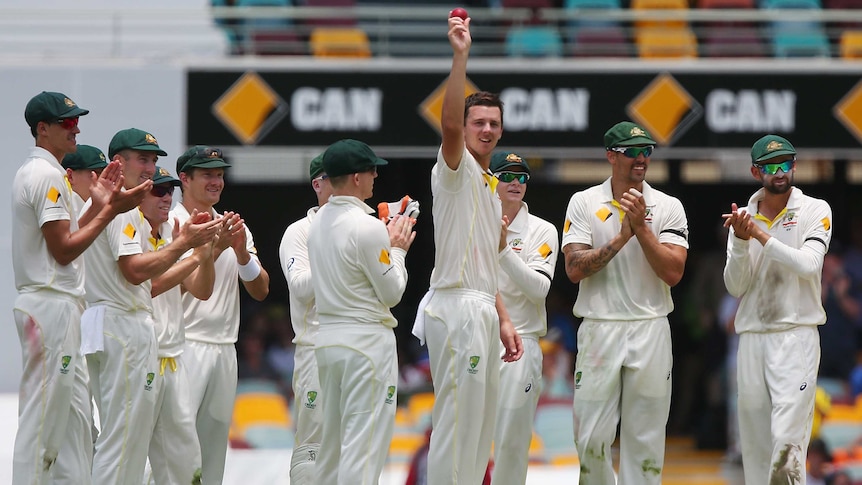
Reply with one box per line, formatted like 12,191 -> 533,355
561,191 -> 592,248
279,220 -> 314,305
110,209 -> 144,261
658,196 -> 690,249
723,228 -> 753,298
432,145 -> 471,194
35,167 -> 72,227
760,199 -> 832,278
499,218 -> 558,303
358,217 -> 408,308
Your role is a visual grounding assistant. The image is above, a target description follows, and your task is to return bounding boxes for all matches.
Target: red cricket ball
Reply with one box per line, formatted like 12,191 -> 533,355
449,7 -> 469,20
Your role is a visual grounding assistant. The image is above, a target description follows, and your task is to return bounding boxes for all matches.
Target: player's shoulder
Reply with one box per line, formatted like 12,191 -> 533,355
529,213 -> 558,235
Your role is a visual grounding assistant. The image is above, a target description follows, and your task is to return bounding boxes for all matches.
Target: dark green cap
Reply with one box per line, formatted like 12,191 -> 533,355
152,166 -> 181,186
25,91 -> 89,128
322,139 -> 388,178
490,151 -> 530,175
62,145 -> 107,171
108,128 -> 168,159
750,135 -> 797,164
309,153 -> 325,179
604,121 -> 656,149
176,145 -> 231,174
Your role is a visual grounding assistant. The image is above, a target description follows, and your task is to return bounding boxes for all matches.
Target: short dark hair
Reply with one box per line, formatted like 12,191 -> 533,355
464,91 -> 504,127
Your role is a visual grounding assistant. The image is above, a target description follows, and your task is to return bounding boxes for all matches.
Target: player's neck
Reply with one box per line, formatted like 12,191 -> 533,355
181,197 -> 213,216
502,201 -> 520,222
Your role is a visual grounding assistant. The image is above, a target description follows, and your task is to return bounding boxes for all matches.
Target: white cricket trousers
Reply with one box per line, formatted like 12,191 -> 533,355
146,354 -> 202,485
573,317 -> 672,485
424,288 -> 500,485
13,291 -> 93,485
491,336 -> 543,485
290,343 -> 322,485
315,324 -> 398,485
183,340 -> 238,485
88,308 -> 160,485
737,326 -> 820,485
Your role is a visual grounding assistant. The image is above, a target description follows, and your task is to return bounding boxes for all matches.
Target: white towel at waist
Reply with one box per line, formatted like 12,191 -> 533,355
80,305 -> 105,355
411,289 -> 435,346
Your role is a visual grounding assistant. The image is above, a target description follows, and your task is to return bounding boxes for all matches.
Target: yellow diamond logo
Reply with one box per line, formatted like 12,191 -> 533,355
538,242 -> 552,258
834,80 -> 862,143
378,249 -> 390,265
595,207 -> 612,222
213,72 -> 287,145
46,186 -> 60,203
123,223 -> 136,240
419,76 -> 480,134
627,73 -> 702,145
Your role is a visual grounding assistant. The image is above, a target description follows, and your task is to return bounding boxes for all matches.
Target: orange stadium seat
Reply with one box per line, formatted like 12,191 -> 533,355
636,27 -> 698,58
630,0 -> 689,29
388,432 -> 426,463
841,31 -> 862,58
232,392 -> 292,437
310,27 -> 372,58
407,392 -> 435,431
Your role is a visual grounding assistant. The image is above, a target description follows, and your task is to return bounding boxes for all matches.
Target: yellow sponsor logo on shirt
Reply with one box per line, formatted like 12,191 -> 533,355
563,219 -> 571,233
595,207 -> 612,222
821,217 -> 831,231
538,242 -> 552,259
123,223 -> 137,240
46,186 -> 60,203
379,249 -> 390,265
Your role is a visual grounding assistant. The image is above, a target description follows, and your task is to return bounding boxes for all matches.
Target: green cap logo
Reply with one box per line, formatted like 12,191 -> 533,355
61,355 -> 71,370
146,372 -> 155,386
307,391 -> 317,404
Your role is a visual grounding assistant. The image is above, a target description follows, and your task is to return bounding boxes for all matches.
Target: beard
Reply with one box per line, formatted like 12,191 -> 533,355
764,175 -> 793,195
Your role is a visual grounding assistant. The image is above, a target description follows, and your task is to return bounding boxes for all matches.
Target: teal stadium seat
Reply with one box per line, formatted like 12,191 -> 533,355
505,26 -> 563,57
818,421 -> 862,452
565,0 -> 622,30
236,378 -> 282,396
243,424 -> 296,449
772,28 -> 831,57
533,403 -> 577,461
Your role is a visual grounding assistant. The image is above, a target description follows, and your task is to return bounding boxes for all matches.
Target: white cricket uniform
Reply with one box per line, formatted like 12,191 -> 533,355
308,196 -> 408,485
278,207 -> 322,484
145,223 -> 202,485
724,187 -> 831,484
11,147 -> 93,485
491,203 -> 558,485
562,178 -> 688,485
171,203 -> 259,484
82,204 -> 160,485
421,146 -> 503,485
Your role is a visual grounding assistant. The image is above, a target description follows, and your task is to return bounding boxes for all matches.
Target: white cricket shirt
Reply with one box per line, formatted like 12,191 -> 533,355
724,187 -> 831,333
498,202 -> 559,337
278,207 -> 319,347
12,147 -> 83,297
171,203 -> 259,344
308,196 -> 407,328
562,178 -> 689,320
149,220 -> 185,357
429,146 -> 502,296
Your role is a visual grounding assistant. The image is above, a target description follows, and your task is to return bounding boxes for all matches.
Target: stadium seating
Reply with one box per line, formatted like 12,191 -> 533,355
630,0 -> 690,29
564,0 -> 623,31
309,27 -> 372,57
701,25 -> 767,57
636,27 -> 699,58
232,392 -> 293,434
772,28 -> 831,57
407,392 -> 435,432
533,402 -> 578,462
302,0 -> 358,26
243,424 -> 296,449
819,421 -> 862,453
569,25 -> 632,56
505,26 -> 564,57
841,30 -> 862,58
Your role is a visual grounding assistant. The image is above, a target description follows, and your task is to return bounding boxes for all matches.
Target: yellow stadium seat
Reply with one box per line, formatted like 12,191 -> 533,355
231,392 -> 292,437
310,27 -> 372,58
841,31 -> 862,59
388,432 -> 426,463
407,392 -> 435,431
636,27 -> 698,58
394,406 -> 416,431
529,431 -> 546,463
630,0 -> 689,29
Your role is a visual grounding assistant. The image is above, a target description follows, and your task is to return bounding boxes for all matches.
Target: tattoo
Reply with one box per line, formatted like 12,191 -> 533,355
563,242 -> 619,280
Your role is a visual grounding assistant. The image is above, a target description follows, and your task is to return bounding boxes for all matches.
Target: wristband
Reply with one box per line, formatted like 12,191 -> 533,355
238,258 -> 261,281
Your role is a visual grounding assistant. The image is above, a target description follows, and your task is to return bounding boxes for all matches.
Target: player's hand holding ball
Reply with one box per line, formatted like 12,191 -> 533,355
449,7 -> 468,20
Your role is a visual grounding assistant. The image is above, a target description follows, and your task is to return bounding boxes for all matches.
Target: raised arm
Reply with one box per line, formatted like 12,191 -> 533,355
440,15 -> 471,170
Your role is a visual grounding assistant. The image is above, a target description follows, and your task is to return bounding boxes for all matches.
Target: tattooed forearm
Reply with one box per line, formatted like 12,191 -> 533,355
563,242 -> 619,282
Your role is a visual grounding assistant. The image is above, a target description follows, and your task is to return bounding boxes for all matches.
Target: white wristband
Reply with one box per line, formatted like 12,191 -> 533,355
238,257 -> 261,281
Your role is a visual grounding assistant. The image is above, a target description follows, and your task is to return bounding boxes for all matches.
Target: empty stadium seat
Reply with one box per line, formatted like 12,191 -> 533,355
505,26 -> 563,57
701,25 -> 767,57
533,403 -> 577,461
243,424 -> 296,449
232,392 -> 292,437
564,0 -> 623,30
236,378 -> 282,396
302,0 -> 358,26
630,0 -> 689,29
388,432 -> 427,463
772,28 -> 831,57
636,27 -> 698,58
407,392 -> 435,431
841,31 -> 862,58
309,27 -> 372,57
697,0 -> 755,8
819,421 -> 862,453
569,26 -> 632,56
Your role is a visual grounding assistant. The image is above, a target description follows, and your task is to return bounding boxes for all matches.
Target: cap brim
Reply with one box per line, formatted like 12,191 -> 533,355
374,157 -> 388,166
189,159 -> 231,169
755,149 -> 796,163
614,136 -> 657,147
84,162 -> 108,170
131,145 -> 168,156
152,178 -> 181,186
59,107 -> 89,119
494,162 -> 530,174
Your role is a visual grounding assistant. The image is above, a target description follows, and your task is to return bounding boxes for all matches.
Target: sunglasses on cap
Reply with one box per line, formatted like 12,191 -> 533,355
754,159 -> 794,175
150,185 -> 174,198
53,117 -> 79,130
610,146 -> 654,158
192,146 -> 223,159
495,171 -> 530,184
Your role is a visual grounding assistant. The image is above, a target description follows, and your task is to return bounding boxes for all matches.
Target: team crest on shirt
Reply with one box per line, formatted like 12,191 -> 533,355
468,355 -> 480,374
306,391 -> 318,409
385,386 -> 396,405
782,211 -> 798,230
644,207 -> 654,223
575,371 -> 582,389
510,238 -> 523,253
144,372 -> 155,391
59,355 -> 71,374
46,186 -> 61,204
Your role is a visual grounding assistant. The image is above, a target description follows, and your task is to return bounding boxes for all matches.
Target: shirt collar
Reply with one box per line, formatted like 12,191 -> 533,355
329,195 -> 375,215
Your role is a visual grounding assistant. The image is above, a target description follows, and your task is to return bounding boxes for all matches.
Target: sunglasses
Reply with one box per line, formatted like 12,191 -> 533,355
150,185 -> 174,197
495,171 -> 530,184
192,146 -> 223,159
754,160 -> 794,175
53,117 -> 79,130
610,146 -> 654,158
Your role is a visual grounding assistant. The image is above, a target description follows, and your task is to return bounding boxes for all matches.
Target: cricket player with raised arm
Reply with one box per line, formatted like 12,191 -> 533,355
12,92 -> 148,485
412,12 -> 523,485
723,134 -> 832,484
278,153 -> 332,484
